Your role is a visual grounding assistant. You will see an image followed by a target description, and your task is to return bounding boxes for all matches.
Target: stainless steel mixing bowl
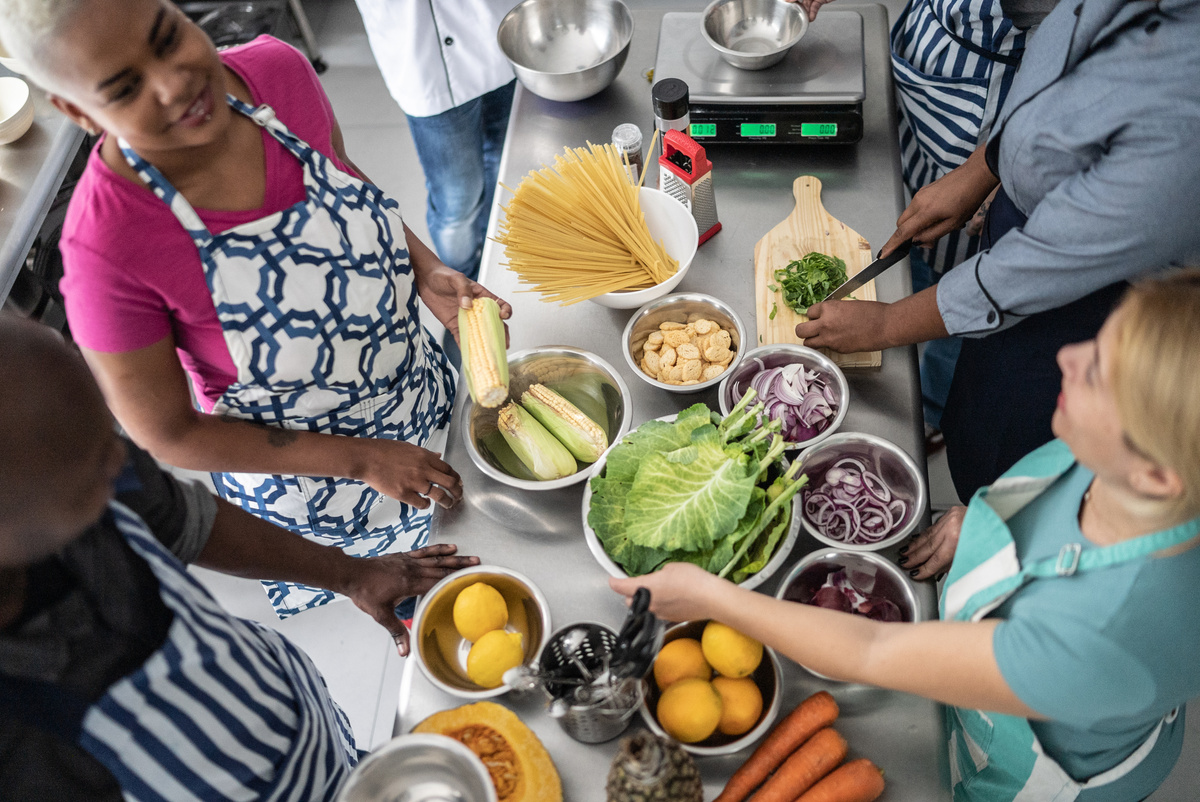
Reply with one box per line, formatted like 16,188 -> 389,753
702,0 -> 809,70
462,346 -> 633,490
497,0 -> 634,102
622,292 -> 747,394
411,565 -> 552,699
336,733 -> 497,802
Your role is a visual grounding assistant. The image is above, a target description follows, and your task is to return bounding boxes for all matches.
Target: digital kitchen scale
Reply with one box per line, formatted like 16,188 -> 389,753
653,11 -> 866,145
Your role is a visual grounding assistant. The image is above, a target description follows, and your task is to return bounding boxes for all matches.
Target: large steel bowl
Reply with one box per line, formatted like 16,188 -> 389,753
718,344 -> 850,451
336,733 -> 497,802
462,346 -> 633,490
702,0 -> 808,71
622,293 -> 747,394
498,0 -> 634,102
795,432 -> 928,552
639,620 -> 783,756
411,565 -> 552,699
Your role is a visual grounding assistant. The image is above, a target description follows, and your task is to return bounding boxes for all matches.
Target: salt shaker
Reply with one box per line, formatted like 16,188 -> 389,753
611,123 -> 644,185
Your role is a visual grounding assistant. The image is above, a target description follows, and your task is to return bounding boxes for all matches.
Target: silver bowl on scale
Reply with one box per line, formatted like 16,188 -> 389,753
702,0 -> 809,71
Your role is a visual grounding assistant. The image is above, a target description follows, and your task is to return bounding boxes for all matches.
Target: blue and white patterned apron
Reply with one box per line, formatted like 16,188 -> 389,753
891,0 -> 1027,273
80,501 -> 358,801
941,440 -> 1197,801
118,96 -> 456,618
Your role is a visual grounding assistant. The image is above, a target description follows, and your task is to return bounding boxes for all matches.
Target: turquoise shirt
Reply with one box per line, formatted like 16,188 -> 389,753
992,463 -> 1200,801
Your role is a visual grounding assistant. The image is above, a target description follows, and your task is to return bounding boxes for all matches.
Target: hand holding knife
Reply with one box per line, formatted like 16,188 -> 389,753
821,239 -> 912,303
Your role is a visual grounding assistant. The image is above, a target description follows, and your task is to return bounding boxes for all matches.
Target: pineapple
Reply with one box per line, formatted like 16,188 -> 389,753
605,731 -> 702,802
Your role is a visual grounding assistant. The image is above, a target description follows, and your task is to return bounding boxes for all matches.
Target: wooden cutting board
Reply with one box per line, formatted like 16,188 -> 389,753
753,176 -> 881,368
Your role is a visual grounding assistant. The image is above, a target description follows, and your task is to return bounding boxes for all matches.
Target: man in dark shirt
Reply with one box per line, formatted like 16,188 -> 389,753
0,314 -> 479,801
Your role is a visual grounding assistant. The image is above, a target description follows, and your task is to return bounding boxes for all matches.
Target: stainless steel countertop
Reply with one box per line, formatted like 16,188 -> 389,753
0,68 -> 85,302
402,5 -> 950,799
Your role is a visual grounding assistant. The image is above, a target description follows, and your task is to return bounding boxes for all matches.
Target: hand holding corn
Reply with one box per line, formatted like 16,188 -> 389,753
416,262 -> 512,349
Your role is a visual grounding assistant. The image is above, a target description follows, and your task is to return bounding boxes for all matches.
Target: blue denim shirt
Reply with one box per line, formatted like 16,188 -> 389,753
937,0 -> 1200,336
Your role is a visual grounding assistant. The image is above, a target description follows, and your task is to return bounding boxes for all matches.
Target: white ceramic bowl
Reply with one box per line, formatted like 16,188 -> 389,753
622,293 -> 746,394
718,344 -> 850,451
795,432 -> 928,552
589,187 -> 699,309
0,76 -> 34,145
639,620 -> 783,756
411,565 -> 552,700
581,415 -> 801,590
0,38 -> 27,75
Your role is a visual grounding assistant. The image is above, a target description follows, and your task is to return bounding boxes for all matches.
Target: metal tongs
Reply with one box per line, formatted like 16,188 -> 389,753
570,588 -> 663,712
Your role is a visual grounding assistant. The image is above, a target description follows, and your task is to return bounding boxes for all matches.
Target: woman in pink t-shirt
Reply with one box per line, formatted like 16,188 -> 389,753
1,0 -> 509,618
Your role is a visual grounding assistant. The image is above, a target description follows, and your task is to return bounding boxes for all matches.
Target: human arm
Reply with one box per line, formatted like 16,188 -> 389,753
82,337 -> 462,510
610,562 -> 1041,717
194,498 -> 478,654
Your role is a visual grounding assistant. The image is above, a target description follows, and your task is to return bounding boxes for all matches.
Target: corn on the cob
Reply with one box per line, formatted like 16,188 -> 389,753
459,297 -> 509,408
520,384 -> 608,463
497,402 -> 578,480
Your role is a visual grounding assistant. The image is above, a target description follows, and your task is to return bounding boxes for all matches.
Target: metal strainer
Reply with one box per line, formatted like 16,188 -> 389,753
538,622 -> 644,744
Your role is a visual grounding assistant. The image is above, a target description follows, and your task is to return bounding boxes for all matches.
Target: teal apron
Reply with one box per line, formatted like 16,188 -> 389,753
940,440 -> 1199,801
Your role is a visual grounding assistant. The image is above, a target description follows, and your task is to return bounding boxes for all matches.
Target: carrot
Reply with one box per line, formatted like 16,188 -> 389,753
795,758 -> 886,802
713,691 -> 840,802
749,727 -> 848,801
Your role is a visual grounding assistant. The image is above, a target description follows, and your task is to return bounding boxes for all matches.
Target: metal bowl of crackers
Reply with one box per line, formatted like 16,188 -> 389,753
622,293 -> 745,394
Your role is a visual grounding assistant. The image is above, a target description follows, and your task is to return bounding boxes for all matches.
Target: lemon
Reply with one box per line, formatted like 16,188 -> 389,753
453,582 -> 509,642
712,676 -> 764,736
701,621 -> 763,679
653,638 -> 712,691
656,678 -> 723,744
466,630 -> 524,689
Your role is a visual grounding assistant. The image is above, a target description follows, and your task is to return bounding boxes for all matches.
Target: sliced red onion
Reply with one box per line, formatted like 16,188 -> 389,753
741,363 -> 840,444
803,460 -> 908,545
805,569 -> 902,622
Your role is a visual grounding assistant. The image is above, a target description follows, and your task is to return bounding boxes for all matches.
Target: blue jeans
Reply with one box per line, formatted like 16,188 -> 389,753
405,80 -> 516,281
911,251 -> 962,431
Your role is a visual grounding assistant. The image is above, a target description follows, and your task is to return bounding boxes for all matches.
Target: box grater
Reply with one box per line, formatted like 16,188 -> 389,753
657,129 -> 722,244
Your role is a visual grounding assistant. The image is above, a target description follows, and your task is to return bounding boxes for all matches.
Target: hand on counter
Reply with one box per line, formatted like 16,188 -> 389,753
343,544 -> 481,656
898,505 -> 966,581
356,438 -> 464,510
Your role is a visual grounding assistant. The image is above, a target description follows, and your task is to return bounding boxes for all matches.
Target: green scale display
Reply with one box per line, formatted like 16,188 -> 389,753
654,11 -> 866,145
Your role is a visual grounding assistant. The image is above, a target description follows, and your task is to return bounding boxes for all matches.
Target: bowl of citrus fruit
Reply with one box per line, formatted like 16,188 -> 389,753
640,619 -> 782,756
412,565 -> 552,699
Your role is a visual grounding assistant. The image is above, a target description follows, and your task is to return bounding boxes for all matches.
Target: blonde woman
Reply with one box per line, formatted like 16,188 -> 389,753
614,270 -> 1200,801
0,0 -> 511,619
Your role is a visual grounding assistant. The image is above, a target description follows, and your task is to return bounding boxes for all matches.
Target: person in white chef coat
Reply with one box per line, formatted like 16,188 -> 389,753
351,0 -> 518,282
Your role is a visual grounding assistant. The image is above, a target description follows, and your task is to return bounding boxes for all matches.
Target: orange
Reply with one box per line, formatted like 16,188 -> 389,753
701,621 -> 763,679
656,678 -> 723,743
712,676 -> 764,736
652,638 -> 712,691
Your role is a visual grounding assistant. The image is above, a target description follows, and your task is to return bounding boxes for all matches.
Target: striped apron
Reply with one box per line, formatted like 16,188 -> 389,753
941,440 -> 1198,801
118,96 -> 456,618
891,0 -> 1027,273
79,501 -> 358,802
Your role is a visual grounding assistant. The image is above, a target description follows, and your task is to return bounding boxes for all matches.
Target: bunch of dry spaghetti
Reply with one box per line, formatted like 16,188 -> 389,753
495,141 -> 677,305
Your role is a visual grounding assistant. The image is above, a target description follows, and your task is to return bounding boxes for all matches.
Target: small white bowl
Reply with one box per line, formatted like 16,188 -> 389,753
580,414 -> 801,591
795,432 -> 927,552
718,344 -> 849,451
0,38 -> 27,75
589,187 -> 699,309
0,76 -> 34,145
622,292 -> 746,394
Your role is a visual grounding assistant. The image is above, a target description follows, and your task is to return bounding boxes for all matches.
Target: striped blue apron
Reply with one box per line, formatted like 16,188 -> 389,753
941,440 -> 1196,801
118,96 -> 456,618
891,0 -> 1027,273
78,501 -> 358,801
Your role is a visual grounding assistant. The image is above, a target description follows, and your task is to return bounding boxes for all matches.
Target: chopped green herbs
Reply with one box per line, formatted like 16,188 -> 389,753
769,302 -> 778,320
773,252 -> 848,315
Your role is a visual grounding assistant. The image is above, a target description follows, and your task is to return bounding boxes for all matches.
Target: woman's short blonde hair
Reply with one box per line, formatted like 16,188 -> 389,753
0,0 -> 86,88
1109,269 -> 1200,520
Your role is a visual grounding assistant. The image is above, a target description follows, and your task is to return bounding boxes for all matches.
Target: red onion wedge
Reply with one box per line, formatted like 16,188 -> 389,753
731,363 -> 839,444
808,569 -> 902,622
803,458 -> 908,545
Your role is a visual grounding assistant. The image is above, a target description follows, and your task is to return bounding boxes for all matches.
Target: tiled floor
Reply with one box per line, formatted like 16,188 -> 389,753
235,0 -> 1199,795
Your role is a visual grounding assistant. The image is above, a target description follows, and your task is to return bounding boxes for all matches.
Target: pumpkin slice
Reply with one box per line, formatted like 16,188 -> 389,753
412,701 -> 562,802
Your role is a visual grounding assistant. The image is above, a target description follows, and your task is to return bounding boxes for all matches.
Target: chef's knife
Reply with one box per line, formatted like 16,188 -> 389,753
822,240 -> 913,302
